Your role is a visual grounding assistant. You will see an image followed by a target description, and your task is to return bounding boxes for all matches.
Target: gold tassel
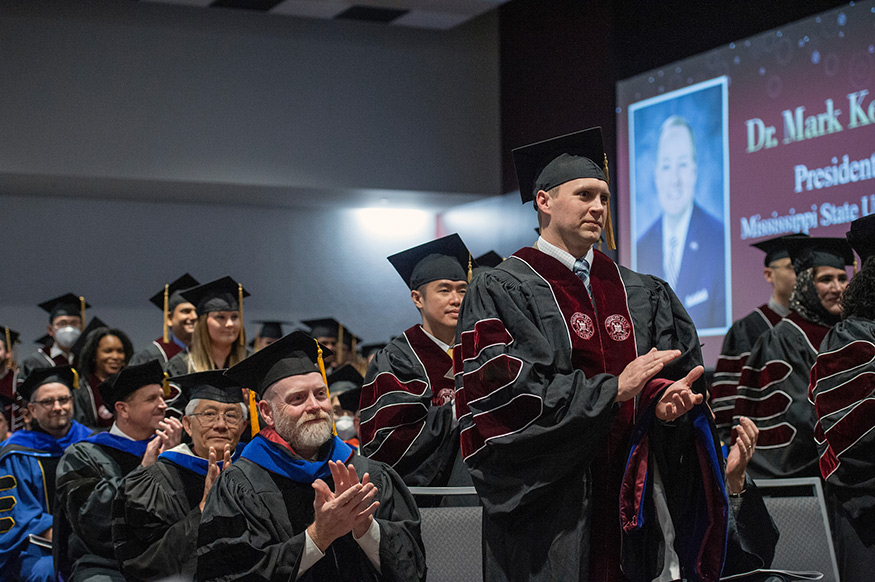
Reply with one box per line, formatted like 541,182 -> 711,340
315,339 -> 336,436
603,153 -> 610,187
162,284 -> 169,343
248,389 -> 260,438
79,296 -> 86,331
238,284 -> 245,347
71,367 -> 80,390
602,153 -> 616,251
336,325 -> 345,364
161,372 -> 171,398
854,258 -> 858,275
3,327 -> 10,355
467,253 -> 473,283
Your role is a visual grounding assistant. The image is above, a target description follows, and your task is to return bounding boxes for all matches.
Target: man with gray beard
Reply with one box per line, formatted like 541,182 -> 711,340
196,331 -> 426,582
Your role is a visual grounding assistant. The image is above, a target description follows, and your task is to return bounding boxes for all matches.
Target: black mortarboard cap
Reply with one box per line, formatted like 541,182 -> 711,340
303,318 -> 343,339
1,326 -> 20,350
169,370 -> 245,405
847,214 -> 875,266
17,366 -> 77,402
71,317 -> 108,357
38,293 -> 90,323
255,320 -> 293,340
224,331 -> 332,396
326,364 -> 364,395
148,273 -> 200,311
337,386 -> 362,413
751,234 -> 809,267
181,276 -> 249,316
475,251 -> 504,269
99,360 -> 165,409
512,127 -> 607,204
786,237 -> 855,273
387,233 -> 472,290
359,342 -> 386,359
34,334 -> 51,346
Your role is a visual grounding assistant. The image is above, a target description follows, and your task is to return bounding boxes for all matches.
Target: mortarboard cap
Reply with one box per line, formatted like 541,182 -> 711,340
326,364 -> 363,396
224,331 -> 332,397
17,366 -> 77,402
34,334 -> 51,346
751,233 -> 809,267
181,276 -> 249,317
38,293 -> 89,325
337,386 -> 362,413
254,320 -> 293,340
149,273 -> 199,312
512,127 -> 615,250
475,251 -> 504,268
99,360 -> 165,410
71,317 -> 108,357
388,233 -> 472,291
786,237 -> 855,273
169,370 -> 245,405
303,318 -> 343,339
847,214 -> 875,267
359,342 -> 386,359
1,326 -> 20,350
512,127 -> 608,204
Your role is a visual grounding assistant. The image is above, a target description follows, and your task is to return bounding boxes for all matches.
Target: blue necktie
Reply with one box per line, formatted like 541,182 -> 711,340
573,258 -> 592,299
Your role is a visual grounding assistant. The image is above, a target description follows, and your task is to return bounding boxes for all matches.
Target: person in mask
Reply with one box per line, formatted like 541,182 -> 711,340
734,237 -> 854,479
20,294 -> 91,379
326,364 -> 364,450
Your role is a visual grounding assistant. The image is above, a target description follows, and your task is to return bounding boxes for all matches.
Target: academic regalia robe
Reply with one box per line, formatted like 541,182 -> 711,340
809,317 -> 875,582
712,305 -> 784,441
128,338 -> 185,368
55,432 -> 151,581
0,369 -> 16,429
0,421 -> 91,582
196,431 -> 426,582
455,247 -> 727,582
112,443 -> 241,581
360,325 -> 467,488
733,311 -> 828,479
73,373 -> 114,430
20,346 -> 74,379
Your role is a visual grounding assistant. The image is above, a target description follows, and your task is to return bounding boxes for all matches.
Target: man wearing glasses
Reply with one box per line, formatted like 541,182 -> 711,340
112,370 -> 248,580
0,366 -> 91,582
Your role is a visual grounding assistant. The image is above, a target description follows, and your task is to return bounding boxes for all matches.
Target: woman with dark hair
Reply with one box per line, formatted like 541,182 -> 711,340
733,237 -> 853,479
809,215 -> 875,582
74,327 -> 133,429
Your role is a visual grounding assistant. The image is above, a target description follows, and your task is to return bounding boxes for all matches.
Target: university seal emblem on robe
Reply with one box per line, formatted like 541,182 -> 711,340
605,314 -> 631,341
571,312 -> 595,339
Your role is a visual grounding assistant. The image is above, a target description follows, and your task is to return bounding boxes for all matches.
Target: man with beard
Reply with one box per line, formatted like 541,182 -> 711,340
734,237 -> 853,479
112,370 -> 248,580
196,331 -> 425,582
20,294 -> 89,378
0,366 -> 91,582
360,234 -> 473,489
129,274 -> 200,367
54,361 -> 183,581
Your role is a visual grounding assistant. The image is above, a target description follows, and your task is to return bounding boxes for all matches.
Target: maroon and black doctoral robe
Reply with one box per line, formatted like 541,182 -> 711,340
712,304 -> 783,441
456,247 -> 727,582
359,325 -> 464,488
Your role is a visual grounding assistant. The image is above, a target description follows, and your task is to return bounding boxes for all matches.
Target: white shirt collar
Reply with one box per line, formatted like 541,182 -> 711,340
109,422 -> 138,441
537,236 -> 594,272
768,296 -> 791,317
49,343 -> 73,363
419,325 -> 451,352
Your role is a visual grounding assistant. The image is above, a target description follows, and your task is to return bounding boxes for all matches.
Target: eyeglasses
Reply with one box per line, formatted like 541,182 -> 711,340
189,410 -> 243,426
32,396 -> 73,408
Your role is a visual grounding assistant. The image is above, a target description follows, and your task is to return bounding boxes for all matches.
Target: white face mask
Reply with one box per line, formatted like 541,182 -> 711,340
334,415 -> 356,441
54,326 -> 81,350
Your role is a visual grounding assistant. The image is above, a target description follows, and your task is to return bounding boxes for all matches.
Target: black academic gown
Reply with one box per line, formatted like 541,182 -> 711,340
20,345 -> 73,379
455,247 -> 727,582
809,317 -> 875,582
112,444 -> 240,581
128,338 -> 186,368
54,432 -> 151,581
712,304 -> 784,442
196,431 -> 426,582
360,325 -> 468,488
733,311 -> 829,479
